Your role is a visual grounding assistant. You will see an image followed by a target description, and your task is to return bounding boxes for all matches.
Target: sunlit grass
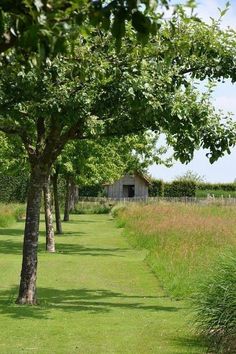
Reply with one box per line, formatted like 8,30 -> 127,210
0,212 -> 205,353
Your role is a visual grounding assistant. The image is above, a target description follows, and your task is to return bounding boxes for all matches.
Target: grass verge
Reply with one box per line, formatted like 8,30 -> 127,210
73,201 -> 113,214
0,203 -> 25,227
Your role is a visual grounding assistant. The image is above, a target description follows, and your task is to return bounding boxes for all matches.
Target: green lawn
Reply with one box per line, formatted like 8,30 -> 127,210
0,214 -> 205,353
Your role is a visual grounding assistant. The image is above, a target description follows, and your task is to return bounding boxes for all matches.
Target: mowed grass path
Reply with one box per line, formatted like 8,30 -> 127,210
0,214 -> 205,354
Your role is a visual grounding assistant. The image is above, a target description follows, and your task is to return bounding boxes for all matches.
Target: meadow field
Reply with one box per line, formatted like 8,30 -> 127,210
115,203 -> 236,297
115,202 -> 236,351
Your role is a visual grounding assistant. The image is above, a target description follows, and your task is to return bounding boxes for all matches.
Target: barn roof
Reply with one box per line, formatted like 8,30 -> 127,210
103,171 -> 151,186
135,172 -> 151,185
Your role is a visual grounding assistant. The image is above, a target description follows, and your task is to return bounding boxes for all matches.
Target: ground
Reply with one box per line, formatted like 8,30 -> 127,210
0,214 -> 205,353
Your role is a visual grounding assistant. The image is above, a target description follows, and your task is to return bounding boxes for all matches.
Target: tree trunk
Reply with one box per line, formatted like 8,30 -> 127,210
63,175 -> 71,222
52,172 -> 63,234
70,180 -> 79,211
16,165 -> 49,305
43,176 -> 55,252
64,176 -> 78,222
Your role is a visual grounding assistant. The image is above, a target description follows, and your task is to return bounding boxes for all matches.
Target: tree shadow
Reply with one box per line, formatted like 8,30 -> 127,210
56,231 -> 86,236
0,287 -> 179,320
0,228 -> 23,237
55,243 -> 129,256
0,237 -> 129,256
171,335 -> 207,353
0,239 -> 23,254
63,219 -> 100,224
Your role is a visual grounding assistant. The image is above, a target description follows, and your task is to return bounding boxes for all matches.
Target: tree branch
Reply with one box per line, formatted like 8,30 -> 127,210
0,124 -> 20,135
36,117 -> 46,154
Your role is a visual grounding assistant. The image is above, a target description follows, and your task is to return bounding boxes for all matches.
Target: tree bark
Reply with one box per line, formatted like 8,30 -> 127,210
63,176 -> 78,221
16,164 -> 49,305
70,179 -> 79,211
52,172 -> 63,234
43,176 -> 55,252
63,175 -> 71,222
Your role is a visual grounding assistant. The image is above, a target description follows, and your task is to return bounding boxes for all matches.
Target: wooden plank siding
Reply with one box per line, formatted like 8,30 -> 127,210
104,173 -> 149,199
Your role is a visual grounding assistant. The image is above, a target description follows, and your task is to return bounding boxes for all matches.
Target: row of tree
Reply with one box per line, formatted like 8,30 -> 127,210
0,131 -> 164,247
0,0 -> 236,304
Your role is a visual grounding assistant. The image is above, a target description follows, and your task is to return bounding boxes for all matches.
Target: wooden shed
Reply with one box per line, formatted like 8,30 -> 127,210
104,172 -> 150,199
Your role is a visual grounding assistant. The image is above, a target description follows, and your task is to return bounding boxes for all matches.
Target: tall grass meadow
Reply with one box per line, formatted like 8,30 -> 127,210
194,253 -> 236,353
0,203 -> 25,227
114,202 -> 236,351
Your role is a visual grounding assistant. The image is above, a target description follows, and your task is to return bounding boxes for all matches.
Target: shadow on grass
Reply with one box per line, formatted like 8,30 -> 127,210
0,237 -> 129,257
0,239 -> 23,254
56,231 -> 86,236
172,335 -> 207,353
63,219 -> 101,224
55,243 -> 129,256
0,228 -> 23,237
0,287 -> 178,320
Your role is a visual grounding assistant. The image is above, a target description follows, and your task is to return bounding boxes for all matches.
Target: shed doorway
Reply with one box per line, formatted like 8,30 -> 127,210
123,185 -> 135,198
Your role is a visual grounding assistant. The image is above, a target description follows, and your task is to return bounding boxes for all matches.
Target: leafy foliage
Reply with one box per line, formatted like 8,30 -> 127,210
57,132 -> 166,189
164,180 -> 196,197
0,175 -> 28,203
149,179 -> 164,197
0,0 -> 172,58
197,182 -> 236,192
1,22 -> 236,168
175,170 -> 205,183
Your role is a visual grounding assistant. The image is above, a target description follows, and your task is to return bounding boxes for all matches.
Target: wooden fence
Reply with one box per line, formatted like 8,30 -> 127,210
77,196 -> 236,206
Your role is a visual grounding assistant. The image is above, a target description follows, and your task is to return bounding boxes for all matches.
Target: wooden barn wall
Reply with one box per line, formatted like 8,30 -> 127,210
105,175 -> 149,198
134,175 -> 148,197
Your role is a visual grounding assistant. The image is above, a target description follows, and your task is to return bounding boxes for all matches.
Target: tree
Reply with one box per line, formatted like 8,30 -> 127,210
0,133 -> 29,202
60,132 -> 165,221
51,165 -> 63,234
175,170 -> 205,183
43,175 -> 55,252
0,17 -> 236,304
0,0 -> 171,56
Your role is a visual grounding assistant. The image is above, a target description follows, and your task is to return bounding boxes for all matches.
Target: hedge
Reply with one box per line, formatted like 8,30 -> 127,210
0,175 -> 28,203
197,183 -> 236,191
149,179 -> 164,197
164,180 -> 197,197
78,184 -> 105,197
149,179 -> 197,198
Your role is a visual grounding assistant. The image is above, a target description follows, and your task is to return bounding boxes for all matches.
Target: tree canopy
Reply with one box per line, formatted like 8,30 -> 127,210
1,2 -> 236,304
0,0 -> 172,56
58,133 -> 169,187
1,24 -> 235,166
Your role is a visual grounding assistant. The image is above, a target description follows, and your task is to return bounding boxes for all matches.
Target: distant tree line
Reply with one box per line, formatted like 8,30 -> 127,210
149,180 -> 236,198
2,175 -> 236,202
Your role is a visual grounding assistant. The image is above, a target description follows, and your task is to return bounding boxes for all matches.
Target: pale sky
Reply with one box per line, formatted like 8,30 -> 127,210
149,0 -> 236,182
